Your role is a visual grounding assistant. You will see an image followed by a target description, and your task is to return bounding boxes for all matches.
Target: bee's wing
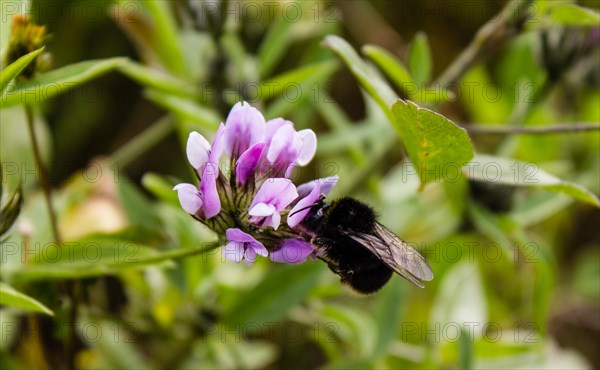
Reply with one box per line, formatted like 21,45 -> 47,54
341,223 -> 433,288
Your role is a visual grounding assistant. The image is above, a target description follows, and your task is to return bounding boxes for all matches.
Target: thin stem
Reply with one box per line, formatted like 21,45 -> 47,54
24,105 -> 62,245
434,0 -> 535,90
109,115 -> 174,167
463,122 -> 600,135
25,104 -> 78,370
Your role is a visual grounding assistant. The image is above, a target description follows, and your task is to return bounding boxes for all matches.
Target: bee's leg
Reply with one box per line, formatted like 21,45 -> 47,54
315,256 -> 339,274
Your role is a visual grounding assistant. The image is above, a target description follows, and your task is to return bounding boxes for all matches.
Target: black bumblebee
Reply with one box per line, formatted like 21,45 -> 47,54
297,196 -> 433,294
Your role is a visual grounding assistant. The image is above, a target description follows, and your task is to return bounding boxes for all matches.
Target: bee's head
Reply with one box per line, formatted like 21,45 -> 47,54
292,194 -> 328,234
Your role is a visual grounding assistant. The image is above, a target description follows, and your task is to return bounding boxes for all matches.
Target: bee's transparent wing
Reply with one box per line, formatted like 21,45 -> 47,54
341,223 -> 433,288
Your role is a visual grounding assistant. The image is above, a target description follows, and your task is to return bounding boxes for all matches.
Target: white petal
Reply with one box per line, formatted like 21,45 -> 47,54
186,132 -> 211,169
223,242 -> 244,263
248,203 -> 276,217
173,183 -> 203,215
270,211 -> 281,230
296,129 -> 317,166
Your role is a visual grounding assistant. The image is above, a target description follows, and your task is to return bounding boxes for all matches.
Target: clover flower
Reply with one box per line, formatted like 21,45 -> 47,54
174,102 -> 336,266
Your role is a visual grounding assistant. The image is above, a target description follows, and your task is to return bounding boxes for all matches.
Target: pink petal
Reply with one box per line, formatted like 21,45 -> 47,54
250,178 -> 298,212
173,183 -> 203,215
296,129 -> 317,166
200,162 -> 221,219
270,239 -> 315,264
209,123 -> 226,164
236,142 -> 266,186
264,118 -> 292,146
297,176 -> 339,199
266,124 -> 302,164
223,241 -> 244,263
251,242 -> 269,257
223,102 -> 266,158
186,132 -> 211,170
244,247 -> 257,266
244,242 -> 268,266
226,228 -> 259,243
288,181 -> 321,228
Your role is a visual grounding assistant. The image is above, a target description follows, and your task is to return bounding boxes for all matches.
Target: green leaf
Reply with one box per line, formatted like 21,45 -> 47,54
317,123 -> 390,156
118,61 -> 199,98
1,57 -> 200,108
320,304 -> 377,358
362,44 -> 415,96
430,261 -> 488,337
468,202 -> 514,256
145,90 -> 221,130
1,57 -> 125,107
372,279 -> 403,359
136,0 -> 187,76
391,99 -> 474,186
116,178 -> 161,229
141,172 -> 179,206
0,161 -> 22,239
322,359 -> 373,370
408,32 -> 433,86
7,240 -> 221,281
259,59 -> 338,100
549,4 -> 600,26
225,262 -> 322,327
221,32 -> 254,83
323,35 -> 398,119
466,154 -> 600,207
0,47 -> 45,97
0,283 -> 53,315
257,18 -> 294,78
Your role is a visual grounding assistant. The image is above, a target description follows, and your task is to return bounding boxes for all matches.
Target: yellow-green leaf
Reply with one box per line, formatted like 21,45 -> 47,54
2,57 -> 126,107
391,99 -> 474,186
0,282 -> 53,315
0,47 -> 45,97
323,35 -> 398,119
466,154 -> 600,207
408,32 -> 432,86
550,4 -> 600,26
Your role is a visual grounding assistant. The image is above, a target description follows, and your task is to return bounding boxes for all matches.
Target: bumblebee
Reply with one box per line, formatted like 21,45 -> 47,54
297,196 -> 433,293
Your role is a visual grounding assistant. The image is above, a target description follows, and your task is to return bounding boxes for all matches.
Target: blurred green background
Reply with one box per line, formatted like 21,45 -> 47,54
1,0 -> 599,369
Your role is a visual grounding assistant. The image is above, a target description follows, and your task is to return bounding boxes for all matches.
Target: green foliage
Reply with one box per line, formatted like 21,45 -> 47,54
0,0 -> 598,369
225,262 -> 322,328
408,32 -> 433,87
0,47 -> 44,96
362,44 -> 415,97
549,3 -> 600,26
323,35 -> 397,117
0,163 -> 22,240
0,282 -> 53,315
391,99 -> 474,187
469,154 -> 599,207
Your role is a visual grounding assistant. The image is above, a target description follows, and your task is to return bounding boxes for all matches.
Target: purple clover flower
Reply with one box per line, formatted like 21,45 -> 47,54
248,178 -> 298,230
223,102 -> 266,160
173,102 -> 336,266
174,124 -> 225,219
223,228 -> 268,266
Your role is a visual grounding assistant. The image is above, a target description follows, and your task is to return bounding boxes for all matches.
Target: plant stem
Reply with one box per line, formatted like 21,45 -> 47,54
434,0 -> 535,90
24,104 -> 78,370
463,122 -> 600,135
24,105 -> 62,245
109,115 -> 174,167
